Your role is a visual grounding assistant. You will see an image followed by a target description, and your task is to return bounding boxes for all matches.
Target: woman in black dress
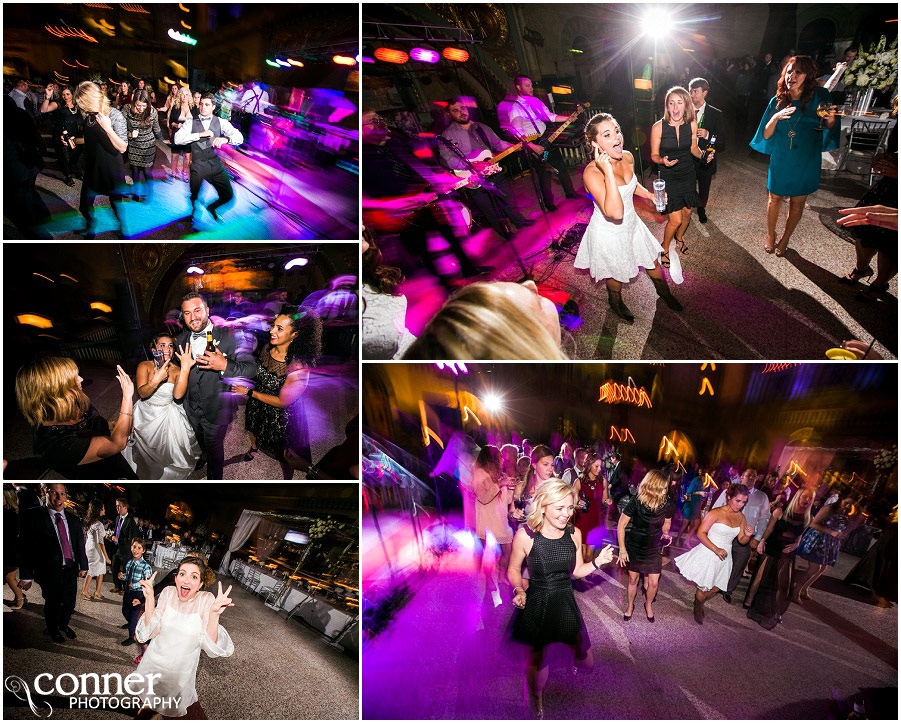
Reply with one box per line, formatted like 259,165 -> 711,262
168,86 -> 196,182
650,86 -> 707,267
52,87 -> 84,186
508,478 -> 615,718
616,470 -> 674,622
14,357 -> 138,479
73,81 -> 129,239
123,90 -> 163,202
232,309 -> 322,479
745,487 -> 813,629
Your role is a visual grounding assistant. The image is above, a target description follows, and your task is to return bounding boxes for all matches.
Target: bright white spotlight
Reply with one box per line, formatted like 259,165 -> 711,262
482,392 -> 504,414
186,266 -> 204,275
284,258 -> 309,270
642,9 -> 672,39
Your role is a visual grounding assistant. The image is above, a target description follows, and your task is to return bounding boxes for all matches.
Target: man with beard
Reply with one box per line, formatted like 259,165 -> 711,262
438,97 -> 531,239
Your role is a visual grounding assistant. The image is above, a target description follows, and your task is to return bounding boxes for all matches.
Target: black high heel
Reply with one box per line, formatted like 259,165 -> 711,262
242,446 -> 258,462
675,236 -> 689,255
839,266 -> 874,285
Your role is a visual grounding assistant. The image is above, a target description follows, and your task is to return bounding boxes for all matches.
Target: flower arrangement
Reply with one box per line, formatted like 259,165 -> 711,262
874,444 -> 897,471
843,35 -> 898,91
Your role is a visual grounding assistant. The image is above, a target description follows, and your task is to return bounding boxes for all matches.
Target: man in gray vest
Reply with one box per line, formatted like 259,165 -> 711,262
173,93 -> 244,223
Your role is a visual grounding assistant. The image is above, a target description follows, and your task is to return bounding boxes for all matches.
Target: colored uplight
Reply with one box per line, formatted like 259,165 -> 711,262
90,302 -> 112,313
374,48 -> 409,64
442,47 -> 469,62
410,47 -> 440,63
357,55 -> 374,64
186,266 -> 204,275
167,28 -> 197,46
287,58 -> 304,67
634,78 -> 652,90
332,55 -> 357,66
551,85 -> 572,94
284,257 -> 308,270
17,314 -> 53,329
265,59 -> 280,67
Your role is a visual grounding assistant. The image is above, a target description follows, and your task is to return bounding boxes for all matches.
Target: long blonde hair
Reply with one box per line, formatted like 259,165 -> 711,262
403,282 -> 565,360
784,487 -> 813,526
663,86 -> 695,125
15,357 -> 90,427
177,86 -> 195,114
526,478 -> 574,532
635,469 -> 669,511
74,81 -> 110,117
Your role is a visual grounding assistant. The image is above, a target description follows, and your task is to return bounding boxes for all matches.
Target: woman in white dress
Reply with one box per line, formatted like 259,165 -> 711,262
674,483 -> 754,624
81,500 -> 111,601
123,334 -> 200,479
574,113 -> 683,323
134,556 -> 235,717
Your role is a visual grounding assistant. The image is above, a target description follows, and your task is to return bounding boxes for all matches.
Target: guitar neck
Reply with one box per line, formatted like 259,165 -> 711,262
545,103 -> 589,144
488,143 -> 523,164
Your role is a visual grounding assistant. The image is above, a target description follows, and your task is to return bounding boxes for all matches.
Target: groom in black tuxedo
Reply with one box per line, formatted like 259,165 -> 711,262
176,292 -> 256,479
19,484 -> 89,643
689,77 -> 724,224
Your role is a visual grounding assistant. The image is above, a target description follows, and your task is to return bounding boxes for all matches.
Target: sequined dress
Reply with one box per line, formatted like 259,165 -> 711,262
245,347 -> 288,458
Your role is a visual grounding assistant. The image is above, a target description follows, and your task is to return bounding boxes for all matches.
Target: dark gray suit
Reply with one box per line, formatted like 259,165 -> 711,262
176,324 -> 257,479
693,103 -> 724,210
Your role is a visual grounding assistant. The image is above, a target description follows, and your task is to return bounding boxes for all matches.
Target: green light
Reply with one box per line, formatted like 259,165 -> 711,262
265,59 -> 279,67
570,48 -> 584,54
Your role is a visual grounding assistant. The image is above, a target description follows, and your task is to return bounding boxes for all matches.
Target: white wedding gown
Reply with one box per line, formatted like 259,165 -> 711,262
134,586 -> 234,716
122,382 -> 200,479
574,174 -> 674,283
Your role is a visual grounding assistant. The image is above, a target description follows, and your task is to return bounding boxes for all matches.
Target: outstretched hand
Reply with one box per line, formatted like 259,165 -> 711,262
595,544 -> 615,567
175,343 -> 196,370
209,581 -> 234,615
137,572 -> 157,606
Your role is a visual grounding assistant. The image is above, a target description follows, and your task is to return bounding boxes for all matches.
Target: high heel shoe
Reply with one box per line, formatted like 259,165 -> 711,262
606,287 -> 635,323
856,282 -> 890,302
243,446 -> 258,462
839,266 -> 874,284
693,598 -> 705,624
623,608 -> 633,622
675,236 -> 689,255
774,239 -> 789,257
764,233 -> 776,254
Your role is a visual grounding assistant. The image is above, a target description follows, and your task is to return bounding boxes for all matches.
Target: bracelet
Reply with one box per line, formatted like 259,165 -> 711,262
119,412 -> 133,417
591,558 -> 599,570
513,586 -> 525,594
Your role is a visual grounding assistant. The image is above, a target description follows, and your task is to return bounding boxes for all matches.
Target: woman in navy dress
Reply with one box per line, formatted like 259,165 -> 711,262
750,55 -> 839,255
792,496 -> 852,602
508,478 -> 614,718
650,86 -> 706,267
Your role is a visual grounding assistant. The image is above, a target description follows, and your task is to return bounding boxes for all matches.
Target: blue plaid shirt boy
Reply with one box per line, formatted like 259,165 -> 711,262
123,557 -> 153,592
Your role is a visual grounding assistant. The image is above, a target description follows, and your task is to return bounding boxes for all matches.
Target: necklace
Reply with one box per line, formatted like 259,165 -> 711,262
785,99 -> 803,150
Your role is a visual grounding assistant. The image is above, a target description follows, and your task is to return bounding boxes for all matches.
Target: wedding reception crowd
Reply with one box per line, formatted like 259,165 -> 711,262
4,3 -> 358,240
362,362 -> 897,720
361,3 -> 898,360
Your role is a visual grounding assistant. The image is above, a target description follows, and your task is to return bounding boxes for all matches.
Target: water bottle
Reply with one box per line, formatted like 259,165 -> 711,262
653,179 -> 666,213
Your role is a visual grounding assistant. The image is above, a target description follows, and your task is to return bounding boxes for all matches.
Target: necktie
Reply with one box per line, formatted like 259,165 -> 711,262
116,515 -> 123,537
56,513 -> 74,564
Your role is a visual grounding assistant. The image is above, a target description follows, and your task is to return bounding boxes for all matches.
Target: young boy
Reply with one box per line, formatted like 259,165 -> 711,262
119,538 -> 153,653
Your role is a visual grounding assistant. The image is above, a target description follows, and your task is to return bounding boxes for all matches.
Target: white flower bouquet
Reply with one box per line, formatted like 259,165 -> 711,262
843,35 -> 898,91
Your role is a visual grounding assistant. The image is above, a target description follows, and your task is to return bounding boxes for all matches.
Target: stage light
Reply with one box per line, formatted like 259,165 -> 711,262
265,59 -> 280,67
275,59 -> 291,67
284,257 -> 308,270
181,21 -> 192,30
32,273 -> 55,283
357,54 -> 374,64
186,266 -> 204,275
551,85 -> 573,95
481,392 -> 504,414
410,48 -> 440,64
17,314 -> 53,329
167,28 -> 197,46
90,302 -> 112,313
59,274 -> 79,282
634,78 -> 652,90
598,380 -> 652,408
287,58 -> 304,67
332,55 -> 357,66
179,3 -> 189,11
163,76 -> 175,84
435,362 -> 468,375
442,47 -> 469,62
375,48 -> 409,64
642,10 -> 672,39
569,48 -> 584,54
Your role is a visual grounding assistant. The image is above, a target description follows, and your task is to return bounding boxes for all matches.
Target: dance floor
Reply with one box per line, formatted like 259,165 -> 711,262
386,150 -> 897,360
362,513 -> 898,720
5,140 -> 357,241
3,570 -> 358,719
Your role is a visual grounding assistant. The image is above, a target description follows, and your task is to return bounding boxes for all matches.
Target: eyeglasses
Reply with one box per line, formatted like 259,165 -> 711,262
363,117 -> 387,129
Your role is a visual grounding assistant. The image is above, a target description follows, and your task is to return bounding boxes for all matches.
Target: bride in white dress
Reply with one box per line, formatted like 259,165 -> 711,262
674,483 -> 754,624
123,334 -> 200,479
133,556 -> 235,717
574,112 -> 683,324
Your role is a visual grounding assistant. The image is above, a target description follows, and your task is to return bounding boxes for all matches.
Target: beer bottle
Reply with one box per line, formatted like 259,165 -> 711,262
205,331 -> 216,354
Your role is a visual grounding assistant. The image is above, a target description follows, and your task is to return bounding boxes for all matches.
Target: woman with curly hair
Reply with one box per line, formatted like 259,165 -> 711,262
750,55 -> 839,255
362,229 -> 416,359
232,308 -> 322,478
122,89 -> 163,202
133,555 -> 235,717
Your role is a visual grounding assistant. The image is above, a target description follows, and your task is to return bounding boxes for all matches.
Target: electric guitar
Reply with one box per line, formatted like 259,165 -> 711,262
363,175 -> 474,232
451,142 -> 526,185
527,102 -> 591,161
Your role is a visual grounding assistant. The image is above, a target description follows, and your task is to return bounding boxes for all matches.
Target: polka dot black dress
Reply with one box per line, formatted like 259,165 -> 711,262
512,526 -> 589,655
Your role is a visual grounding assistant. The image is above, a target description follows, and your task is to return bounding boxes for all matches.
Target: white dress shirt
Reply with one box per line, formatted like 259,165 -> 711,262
173,114 -> 244,147
507,95 -> 554,136
239,88 -> 270,115
694,101 -> 707,127
189,322 -> 215,357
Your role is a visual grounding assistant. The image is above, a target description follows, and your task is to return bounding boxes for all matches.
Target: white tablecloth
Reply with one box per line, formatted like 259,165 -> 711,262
152,545 -> 191,569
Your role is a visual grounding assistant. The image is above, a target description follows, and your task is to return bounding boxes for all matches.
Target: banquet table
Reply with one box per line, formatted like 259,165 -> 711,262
152,544 -> 191,569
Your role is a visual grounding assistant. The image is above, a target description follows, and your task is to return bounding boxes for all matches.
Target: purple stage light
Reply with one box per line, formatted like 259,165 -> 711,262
410,47 -> 440,64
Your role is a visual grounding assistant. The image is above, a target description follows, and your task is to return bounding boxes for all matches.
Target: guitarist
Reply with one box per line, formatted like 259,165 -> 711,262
501,75 -> 580,210
439,98 -> 530,239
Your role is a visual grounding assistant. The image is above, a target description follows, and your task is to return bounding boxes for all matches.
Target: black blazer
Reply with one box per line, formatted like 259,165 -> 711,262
175,324 -> 258,429
694,103 -> 724,174
114,514 -> 140,558
19,506 -> 88,582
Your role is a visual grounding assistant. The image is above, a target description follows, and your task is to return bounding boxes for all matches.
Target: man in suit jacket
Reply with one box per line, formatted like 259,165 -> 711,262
111,496 -> 139,593
689,78 -> 724,224
177,291 -> 257,479
18,484 -> 88,643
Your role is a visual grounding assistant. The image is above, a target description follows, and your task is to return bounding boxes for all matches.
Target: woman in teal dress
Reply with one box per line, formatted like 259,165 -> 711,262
749,55 -> 840,256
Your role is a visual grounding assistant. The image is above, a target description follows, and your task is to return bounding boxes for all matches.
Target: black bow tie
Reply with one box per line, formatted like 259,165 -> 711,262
191,332 -> 207,340
200,116 -> 213,121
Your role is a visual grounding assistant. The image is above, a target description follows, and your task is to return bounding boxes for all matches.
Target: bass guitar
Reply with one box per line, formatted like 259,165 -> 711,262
527,102 -> 591,161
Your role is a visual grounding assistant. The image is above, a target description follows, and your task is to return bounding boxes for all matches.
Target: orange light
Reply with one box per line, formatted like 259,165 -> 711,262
180,20 -> 192,30
287,59 -> 304,67
634,78 -> 652,90
762,363 -> 800,373
551,85 -> 573,95
374,48 -> 409,64
332,55 -> 357,66
419,400 -> 444,448
609,426 -> 635,443
698,377 -> 714,396
598,381 -> 652,408
33,273 -> 55,283
17,314 -> 53,329
461,406 -> 481,426
442,47 -> 469,62
90,302 -> 112,313
700,362 -> 716,371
